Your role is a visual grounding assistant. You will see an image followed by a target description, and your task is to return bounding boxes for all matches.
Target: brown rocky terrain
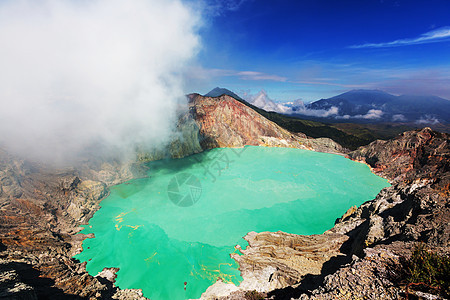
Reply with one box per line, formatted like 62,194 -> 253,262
1,92 -> 448,299
0,152 -> 148,299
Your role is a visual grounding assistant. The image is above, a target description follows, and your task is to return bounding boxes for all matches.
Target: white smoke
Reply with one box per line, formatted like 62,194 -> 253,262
0,0 -> 200,163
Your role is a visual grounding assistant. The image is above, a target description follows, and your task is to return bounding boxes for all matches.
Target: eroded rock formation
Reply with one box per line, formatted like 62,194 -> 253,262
0,152 -> 147,299
188,94 -> 344,154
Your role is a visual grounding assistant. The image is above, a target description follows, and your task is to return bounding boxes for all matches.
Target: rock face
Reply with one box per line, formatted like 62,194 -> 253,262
348,127 -> 449,189
204,127 -> 449,299
0,151 -> 148,299
188,93 -> 345,154
139,94 -> 346,161
231,231 -> 348,292
66,179 -> 108,224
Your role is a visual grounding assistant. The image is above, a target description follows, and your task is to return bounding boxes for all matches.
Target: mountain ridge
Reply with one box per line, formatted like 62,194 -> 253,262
204,87 -> 245,102
204,87 -> 450,125
201,88 -> 418,149
304,89 -> 450,124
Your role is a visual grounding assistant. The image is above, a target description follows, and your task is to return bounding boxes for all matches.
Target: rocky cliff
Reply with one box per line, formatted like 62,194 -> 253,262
138,93 -> 345,161
187,93 -> 344,154
0,152 -> 148,299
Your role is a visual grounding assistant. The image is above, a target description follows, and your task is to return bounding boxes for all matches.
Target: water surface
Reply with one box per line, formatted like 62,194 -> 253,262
75,146 -> 389,299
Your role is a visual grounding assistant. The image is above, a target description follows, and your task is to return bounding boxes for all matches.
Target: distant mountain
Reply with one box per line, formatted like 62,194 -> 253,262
243,90 -> 294,114
307,90 -> 395,116
302,89 -> 450,124
201,87 -> 399,149
204,87 -> 244,101
200,87 -> 449,147
205,87 -> 294,114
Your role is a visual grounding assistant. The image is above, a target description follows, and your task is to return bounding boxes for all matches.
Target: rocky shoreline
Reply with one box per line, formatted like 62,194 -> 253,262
202,127 -> 449,299
0,154 -> 149,299
1,93 -> 448,299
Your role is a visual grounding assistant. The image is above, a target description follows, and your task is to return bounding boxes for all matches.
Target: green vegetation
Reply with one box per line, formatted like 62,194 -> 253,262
236,98 -> 412,150
331,123 -> 414,141
401,243 -> 450,297
263,111 -> 371,149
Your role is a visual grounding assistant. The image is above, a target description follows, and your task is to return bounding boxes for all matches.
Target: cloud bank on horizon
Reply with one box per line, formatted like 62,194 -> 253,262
0,0 -> 201,164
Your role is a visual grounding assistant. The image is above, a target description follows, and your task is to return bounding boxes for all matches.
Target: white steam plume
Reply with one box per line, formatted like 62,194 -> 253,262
0,0 -> 200,163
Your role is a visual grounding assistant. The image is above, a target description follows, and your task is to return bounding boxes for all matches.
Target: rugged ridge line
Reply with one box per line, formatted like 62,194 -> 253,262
187,93 -> 344,154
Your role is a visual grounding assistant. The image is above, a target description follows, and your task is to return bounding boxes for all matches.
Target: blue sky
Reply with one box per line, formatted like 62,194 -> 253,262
188,0 -> 450,102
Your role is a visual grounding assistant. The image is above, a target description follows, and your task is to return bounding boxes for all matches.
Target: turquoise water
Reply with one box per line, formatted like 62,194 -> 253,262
74,146 -> 389,299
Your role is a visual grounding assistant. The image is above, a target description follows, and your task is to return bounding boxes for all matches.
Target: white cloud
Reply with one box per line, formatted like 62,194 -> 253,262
237,71 -> 287,82
361,109 -> 384,119
336,109 -> 384,120
0,0 -> 200,164
416,115 -> 440,125
294,80 -> 367,89
350,26 -> 450,48
392,114 -> 406,122
187,67 -> 288,83
292,105 -> 339,117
